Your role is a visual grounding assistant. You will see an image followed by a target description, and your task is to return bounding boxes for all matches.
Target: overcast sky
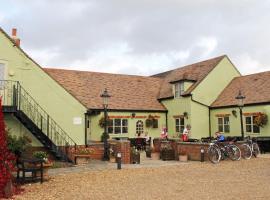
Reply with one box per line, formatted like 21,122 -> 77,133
1,0 -> 270,75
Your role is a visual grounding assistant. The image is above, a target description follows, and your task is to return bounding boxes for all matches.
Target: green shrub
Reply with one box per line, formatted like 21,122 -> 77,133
7,133 -> 32,156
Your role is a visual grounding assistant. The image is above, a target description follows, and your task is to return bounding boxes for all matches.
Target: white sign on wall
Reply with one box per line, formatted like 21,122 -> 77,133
73,117 -> 82,125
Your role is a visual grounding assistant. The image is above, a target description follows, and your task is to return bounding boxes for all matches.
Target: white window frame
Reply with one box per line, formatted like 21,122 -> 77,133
174,82 -> 184,98
108,118 -> 128,134
217,117 -> 230,133
136,120 -> 144,135
245,116 -> 260,134
175,117 -> 185,133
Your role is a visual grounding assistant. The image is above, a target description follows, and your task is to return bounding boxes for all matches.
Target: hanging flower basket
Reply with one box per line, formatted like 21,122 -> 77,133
99,117 -> 106,128
254,113 -> 268,127
145,115 -> 158,128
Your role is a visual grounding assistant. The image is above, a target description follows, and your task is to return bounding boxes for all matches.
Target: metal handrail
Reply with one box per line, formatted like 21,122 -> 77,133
0,80 -> 77,150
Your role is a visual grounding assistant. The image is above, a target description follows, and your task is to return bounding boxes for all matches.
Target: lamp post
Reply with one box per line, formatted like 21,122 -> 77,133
235,90 -> 245,140
100,88 -> 111,161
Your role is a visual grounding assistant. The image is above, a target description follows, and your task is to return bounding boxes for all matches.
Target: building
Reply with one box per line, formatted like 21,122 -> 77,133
1,27 -> 269,158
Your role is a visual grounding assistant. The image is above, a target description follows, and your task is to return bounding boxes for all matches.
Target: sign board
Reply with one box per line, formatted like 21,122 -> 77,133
73,117 -> 82,125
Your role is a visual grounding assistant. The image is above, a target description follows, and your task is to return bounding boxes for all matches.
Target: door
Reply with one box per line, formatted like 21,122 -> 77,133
86,119 -> 91,144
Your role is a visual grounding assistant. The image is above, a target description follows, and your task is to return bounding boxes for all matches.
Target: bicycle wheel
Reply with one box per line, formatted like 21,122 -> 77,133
227,145 -> 241,161
207,146 -> 221,164
252,143 -> 260,158
241,144 -> 252,159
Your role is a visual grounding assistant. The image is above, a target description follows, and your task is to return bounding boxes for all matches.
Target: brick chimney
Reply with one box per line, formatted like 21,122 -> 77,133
11,28 -> 20,46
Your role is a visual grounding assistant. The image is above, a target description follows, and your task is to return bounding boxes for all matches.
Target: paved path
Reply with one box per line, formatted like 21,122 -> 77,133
49,152 -> 270,176
49,152 -> 187,176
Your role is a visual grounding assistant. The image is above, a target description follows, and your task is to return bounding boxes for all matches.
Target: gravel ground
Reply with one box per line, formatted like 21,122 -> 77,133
14,157 -> 270,200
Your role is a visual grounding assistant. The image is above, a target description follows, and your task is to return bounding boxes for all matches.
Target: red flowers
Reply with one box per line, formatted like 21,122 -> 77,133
0,98 -> 16,198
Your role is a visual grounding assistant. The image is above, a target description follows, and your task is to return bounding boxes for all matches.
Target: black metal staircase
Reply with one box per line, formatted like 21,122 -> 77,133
0,80 -> 77,161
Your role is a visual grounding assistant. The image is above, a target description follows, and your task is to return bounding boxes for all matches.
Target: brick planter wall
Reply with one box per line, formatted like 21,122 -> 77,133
68,140 -> 131,164
177,142 -> 209,161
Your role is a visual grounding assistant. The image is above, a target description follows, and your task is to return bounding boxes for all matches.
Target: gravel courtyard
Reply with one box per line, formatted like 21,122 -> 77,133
15,157 -> 270,200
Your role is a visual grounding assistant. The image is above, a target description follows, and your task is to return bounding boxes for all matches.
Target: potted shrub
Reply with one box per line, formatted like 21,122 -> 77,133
33,151 -> 53,180
145,145 -> 152,158
160,142 -> 175,160
130,147 -> 140,164
179,150 -> 188,162
6,132 -> 32,157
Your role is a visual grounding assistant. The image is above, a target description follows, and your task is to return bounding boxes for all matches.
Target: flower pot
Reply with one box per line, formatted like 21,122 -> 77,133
145,150 -> 151,158
179,154 -> 188,162
110,156 -> 116,163
151,152 -> 160,160
36,162 -> 53,180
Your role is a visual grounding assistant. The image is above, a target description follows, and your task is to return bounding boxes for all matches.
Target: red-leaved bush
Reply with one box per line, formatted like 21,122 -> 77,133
0,98 -> 16,198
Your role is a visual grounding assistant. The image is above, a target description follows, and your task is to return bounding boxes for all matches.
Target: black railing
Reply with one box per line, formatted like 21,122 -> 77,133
1,80 -> 77,157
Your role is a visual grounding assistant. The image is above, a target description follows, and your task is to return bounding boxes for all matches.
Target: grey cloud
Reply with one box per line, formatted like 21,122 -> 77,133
1,0 -> 270,75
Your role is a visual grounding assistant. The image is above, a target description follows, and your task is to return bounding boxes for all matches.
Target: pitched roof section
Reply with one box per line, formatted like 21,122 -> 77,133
211,71 -> 270,108
44,69 -> 166,111
152,55 -> 226,99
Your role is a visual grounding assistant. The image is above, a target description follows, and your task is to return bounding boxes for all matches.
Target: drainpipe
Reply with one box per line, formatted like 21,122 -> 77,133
208,108 -> 211,137
165,111 -> 168,130
84,113 -> 88,146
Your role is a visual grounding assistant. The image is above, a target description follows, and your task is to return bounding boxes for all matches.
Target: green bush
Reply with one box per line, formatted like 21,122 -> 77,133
7,133 -> 32,156
33,151 -> 48,160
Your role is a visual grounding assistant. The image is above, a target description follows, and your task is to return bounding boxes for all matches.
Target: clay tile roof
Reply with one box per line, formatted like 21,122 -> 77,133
152,55 -> 226,99
44,69 -> 166,111
211,71 -> 270,108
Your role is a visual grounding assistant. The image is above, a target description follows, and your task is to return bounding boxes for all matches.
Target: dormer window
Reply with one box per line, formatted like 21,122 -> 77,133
174,82 -> 184,98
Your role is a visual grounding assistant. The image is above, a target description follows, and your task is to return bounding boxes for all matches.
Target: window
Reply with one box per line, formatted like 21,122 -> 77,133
217,117 -> 230,133
136,120 -> 144,135
108,119 -> 128,134
174,82 -> 184,98
175,117 -> 185,133
245,116 -> 260,133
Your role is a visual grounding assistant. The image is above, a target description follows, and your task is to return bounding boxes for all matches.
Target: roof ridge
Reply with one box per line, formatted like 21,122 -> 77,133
233,70 -> 270,79
44,67 -> 163,80
151,54 -> 226,77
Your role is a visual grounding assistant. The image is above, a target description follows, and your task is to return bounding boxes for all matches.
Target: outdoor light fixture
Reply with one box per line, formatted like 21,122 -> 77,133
235,90 -> 246,140
100,88 -> 111,161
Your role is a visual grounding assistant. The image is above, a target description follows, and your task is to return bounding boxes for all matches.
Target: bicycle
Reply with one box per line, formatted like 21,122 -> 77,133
208,140 -> 241,164
241,137 -> 260,159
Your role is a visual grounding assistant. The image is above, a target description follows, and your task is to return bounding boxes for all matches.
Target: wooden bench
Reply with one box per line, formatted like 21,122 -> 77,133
16,158 -> 44,184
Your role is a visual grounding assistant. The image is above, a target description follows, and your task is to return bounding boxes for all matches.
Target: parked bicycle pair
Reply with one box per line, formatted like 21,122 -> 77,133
208,137 -> 260,164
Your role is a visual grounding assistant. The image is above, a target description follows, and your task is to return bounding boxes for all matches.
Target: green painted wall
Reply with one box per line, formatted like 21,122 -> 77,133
88,111 -> 166,142
161,97 -> 191,137
0,31 -> 87,145
4,114 -> 42,146
210,105 -> 270,137
190,101 -> 210,139
192,57 -> 240,106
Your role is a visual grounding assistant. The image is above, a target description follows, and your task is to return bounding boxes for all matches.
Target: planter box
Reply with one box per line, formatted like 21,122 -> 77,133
36,162 -> 53,180
130,153 -> 140,164
74,155 -> 91,165
151,152 -> 160,160
110,157 -> 116,163
161,149 -> 175,161
179,155 -> 188,162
